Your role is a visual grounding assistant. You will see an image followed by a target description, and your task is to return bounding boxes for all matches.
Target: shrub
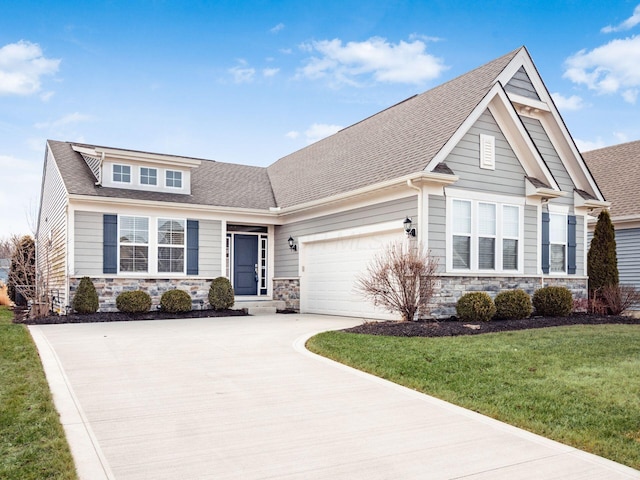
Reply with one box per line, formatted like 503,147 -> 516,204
494,289 -> 532,320
456,292 -> 496,322
587,209 -> 619,298
72,276 -> 99,314
208,277 -> 234,310
600,284 -> 640,315
116,290 -> 152,313
160,289 -> 192,313
532,286 -> 573,317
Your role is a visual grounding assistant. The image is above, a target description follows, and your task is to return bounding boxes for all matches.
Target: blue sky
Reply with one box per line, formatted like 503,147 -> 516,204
1,0 -> 640,238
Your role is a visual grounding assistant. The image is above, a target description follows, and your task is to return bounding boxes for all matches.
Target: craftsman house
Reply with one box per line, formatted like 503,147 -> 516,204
36,46 -> 608,319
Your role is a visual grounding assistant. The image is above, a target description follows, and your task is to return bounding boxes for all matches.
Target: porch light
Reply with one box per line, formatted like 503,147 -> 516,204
288,236 -> 297,251
403,217 -> 416,237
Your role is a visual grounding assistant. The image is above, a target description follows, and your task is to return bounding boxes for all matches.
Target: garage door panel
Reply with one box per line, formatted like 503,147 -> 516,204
301,231 -> 402,320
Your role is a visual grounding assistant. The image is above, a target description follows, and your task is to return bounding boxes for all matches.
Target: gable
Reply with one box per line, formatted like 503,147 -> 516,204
504,66 -> 540,101
443,110 -> 526,197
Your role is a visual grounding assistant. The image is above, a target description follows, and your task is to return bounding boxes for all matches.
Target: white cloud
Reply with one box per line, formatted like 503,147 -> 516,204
0,40 -> 60,96
563,36 -> 640,103
285,131 -> 300,139
297,36 -> 447,86
270,23 -> 285,34
263,67 -> 280,78
551,92 -> 584,111
575,137 -> 606,152
304,123 -> 343,144
602,5 -> 640,33
229,61 -> 256,83
35,112 -> 93,129
614,131 -> 629,143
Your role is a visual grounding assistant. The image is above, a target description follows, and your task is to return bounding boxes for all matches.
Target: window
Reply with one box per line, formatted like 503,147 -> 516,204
549,213 -> 566,273
113,164 -> 131,183
119,216 -> 148,272
449,198 -> 521,273
140,167 -> 157,186
166,170 -> 182,188
158,219 -> 185,273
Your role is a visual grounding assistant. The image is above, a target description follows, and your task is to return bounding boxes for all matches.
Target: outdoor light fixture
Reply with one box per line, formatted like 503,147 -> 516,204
403,217 -> 416,237
288,236 -> 297,251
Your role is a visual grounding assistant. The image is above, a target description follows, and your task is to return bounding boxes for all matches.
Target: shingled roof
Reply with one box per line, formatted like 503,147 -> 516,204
48,140 -> 277,210
266,48 -> 523,208
582,140 -> 640,219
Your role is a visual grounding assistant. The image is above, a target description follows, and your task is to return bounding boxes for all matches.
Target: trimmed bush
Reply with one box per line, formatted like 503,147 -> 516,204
494,289 -> 532,320
532,286 -> 573,317
160,289 -> 192,313
456,292 -> 496,322
72,276 -> 99,314
209,277 -> 234,310
116,290 -> 152,313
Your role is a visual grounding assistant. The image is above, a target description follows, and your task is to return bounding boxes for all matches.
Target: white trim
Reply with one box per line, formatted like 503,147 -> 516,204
444,187 -> 526,205
299,220 -> 402,246
547,203 -> 570,214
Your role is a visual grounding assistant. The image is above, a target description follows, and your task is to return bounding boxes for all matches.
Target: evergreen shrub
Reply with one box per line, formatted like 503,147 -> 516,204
208,277 -> 234,310
72,276 -> 99,314
456,292 -> 496,322
532,286 -> 573,317
494,289 -> 532,320
116,290 -> 152,313
160,289 -> 192,313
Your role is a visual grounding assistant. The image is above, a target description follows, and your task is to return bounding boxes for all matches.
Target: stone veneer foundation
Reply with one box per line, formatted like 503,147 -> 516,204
272,278 -> 300,311
69,277 -> 214,312
426,275 -> 588,319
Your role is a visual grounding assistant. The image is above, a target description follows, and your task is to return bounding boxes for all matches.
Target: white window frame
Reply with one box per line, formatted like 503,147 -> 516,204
140,167 -> 158,186
549,213 -> 567,274
113,164 -> 131,184
157,218 -> 186,274
118,215 -> 149,273
166,170 -> 183,189
446,191 -> 524,274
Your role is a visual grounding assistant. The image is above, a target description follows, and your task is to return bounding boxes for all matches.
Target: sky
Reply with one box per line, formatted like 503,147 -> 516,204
1,0 -> 640,239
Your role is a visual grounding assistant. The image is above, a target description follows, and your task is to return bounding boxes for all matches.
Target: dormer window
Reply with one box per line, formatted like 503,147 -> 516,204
113,164 -> 131,183
140,167 -> 157,186
166,170 -> 182,188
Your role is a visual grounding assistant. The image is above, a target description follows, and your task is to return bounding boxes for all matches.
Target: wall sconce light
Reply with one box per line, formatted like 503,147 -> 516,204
288,236 -> 297,251
403,217 -> 416,237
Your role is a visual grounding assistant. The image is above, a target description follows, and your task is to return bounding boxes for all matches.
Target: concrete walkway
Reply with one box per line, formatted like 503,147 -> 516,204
31,314 -> 639,480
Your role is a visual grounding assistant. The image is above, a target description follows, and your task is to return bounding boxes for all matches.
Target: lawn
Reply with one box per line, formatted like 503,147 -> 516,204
307,324 -> 640,470
0,306 -> 78,480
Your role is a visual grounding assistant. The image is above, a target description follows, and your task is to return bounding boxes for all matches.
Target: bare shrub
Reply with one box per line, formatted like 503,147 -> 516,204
599,285 -> 640,315
355,241 -> 438,322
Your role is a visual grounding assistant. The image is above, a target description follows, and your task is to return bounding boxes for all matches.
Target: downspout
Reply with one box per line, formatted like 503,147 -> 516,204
407,179 -> 422,240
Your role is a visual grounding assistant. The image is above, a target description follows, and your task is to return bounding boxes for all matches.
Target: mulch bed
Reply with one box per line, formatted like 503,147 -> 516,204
345,314 -> 640,337
14,307 -> 248,325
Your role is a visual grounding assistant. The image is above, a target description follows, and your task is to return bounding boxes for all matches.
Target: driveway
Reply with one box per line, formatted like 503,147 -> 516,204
31,314 -> 639,480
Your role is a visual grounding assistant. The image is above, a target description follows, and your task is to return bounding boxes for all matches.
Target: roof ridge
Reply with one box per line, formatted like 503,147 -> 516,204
583,138 -> 640,154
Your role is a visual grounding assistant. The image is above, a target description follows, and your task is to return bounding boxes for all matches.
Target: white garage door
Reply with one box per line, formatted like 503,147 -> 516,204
300,228 -> 403,320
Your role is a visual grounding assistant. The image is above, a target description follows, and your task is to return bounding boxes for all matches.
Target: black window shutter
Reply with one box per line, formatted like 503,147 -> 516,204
103,215 -> 118,274
567,215 -> 577,274
541,212 -> 550,274
187,220 -> 199,275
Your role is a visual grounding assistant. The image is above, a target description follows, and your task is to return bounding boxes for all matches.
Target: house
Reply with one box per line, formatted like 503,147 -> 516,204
36,46 -> 608,319
583,140 -> 640,289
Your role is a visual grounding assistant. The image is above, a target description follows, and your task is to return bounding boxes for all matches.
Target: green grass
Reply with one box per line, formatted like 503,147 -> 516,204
307,325 -> 640,469
0,306 -> 78,480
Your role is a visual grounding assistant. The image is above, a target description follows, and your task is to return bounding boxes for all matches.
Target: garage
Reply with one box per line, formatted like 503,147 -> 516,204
299,223 -> 404,320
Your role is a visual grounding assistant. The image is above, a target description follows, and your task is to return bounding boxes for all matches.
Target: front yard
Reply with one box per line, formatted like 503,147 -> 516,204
0,306 -> 77,480
307,324 -> 640,470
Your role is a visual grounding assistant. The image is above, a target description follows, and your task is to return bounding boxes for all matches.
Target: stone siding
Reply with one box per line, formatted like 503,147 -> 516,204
426,276 -> 588,319
273,278 -> 300,311
69,277 -> 214,312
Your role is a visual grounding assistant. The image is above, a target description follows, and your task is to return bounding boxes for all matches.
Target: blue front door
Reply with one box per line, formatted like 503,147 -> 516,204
233,235 -> 258,295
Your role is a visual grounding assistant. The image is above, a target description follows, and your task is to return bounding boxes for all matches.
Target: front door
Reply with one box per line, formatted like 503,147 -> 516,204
233,234 -> 258,295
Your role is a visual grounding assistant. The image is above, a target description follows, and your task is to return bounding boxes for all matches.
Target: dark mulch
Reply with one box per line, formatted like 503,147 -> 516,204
15,307 -> 248,325
345,314 -> 640,337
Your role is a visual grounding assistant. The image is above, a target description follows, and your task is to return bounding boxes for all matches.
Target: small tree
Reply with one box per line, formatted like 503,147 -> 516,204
355,241 -> 438,322
7,235 -> 35,306
72,277 -> 99,314
587,210 -> 619,301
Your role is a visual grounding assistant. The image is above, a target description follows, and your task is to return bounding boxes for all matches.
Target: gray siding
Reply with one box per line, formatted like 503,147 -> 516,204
37,148 -> 69,312
504,66 -> 540,100
617,228 -> 640,287
199,220 -> 222,277
445,110 -> 527,196
524,205 -> 538,274
75,211 -> 103,275
274,196 -> 418,278
428,195 -> 446,271
520,116 -> 574,208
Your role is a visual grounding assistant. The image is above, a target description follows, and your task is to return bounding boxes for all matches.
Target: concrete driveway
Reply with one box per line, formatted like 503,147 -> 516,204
31,314 -> 639,480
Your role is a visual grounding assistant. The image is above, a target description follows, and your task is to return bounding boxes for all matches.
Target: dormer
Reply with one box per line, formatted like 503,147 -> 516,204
72,144 -> 201,195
